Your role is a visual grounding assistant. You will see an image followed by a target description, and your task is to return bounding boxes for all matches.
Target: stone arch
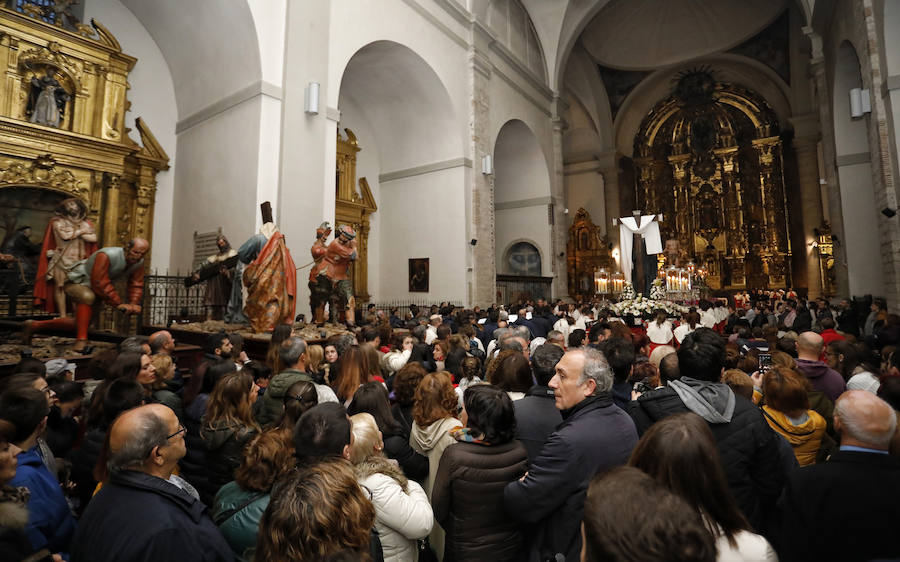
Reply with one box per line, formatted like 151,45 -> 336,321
494,119 -> 552,277
337,40 -> 464,302
486,0 -> 548,83
501,239 -> 544,276
831,40 -> 884,297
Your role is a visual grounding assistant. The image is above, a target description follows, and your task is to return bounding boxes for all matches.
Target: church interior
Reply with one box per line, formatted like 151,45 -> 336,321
0,0 -> 897,316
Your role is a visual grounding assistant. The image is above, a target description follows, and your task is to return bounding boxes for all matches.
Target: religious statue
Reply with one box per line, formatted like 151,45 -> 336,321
310,224 -> 358,326
24,238 -> 149,351
238,202 -> 297,333
27,68 -> 70,128
0,252 -> 21,316
34,198 -> 98,317
187,234 -> 237,321
2,225 -> 41,283
308,221 -> 332,325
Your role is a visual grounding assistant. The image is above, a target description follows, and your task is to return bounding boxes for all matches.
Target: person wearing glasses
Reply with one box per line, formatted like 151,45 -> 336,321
71,404 -> 234,562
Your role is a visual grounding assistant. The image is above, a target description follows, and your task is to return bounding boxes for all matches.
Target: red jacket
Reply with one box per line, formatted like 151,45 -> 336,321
90,252 -> 144,307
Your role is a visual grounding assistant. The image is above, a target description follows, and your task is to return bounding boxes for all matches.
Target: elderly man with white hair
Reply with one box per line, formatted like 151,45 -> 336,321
781,390 -> 900,562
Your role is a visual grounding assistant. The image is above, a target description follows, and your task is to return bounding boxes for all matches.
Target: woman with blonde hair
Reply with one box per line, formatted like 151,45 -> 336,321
149,353 -> 182,420
409,372 -> 461,558
254,458 -> 376,562
306,344 -> 325,383
213,431 -> 295,561
201,371 -> 260,505
349,413 -> 433,562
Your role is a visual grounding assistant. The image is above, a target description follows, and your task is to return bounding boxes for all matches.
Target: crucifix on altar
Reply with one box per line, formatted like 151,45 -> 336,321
613,210 -> 663,295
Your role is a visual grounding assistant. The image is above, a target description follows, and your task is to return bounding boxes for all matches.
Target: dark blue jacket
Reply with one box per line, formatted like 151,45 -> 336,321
10,446 -> 75,554
513,385 -> 562,465
504,394 -> 638,562
71,470 -> 234,562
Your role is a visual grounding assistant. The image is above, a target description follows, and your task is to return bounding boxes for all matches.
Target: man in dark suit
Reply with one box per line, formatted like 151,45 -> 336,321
781,390 -> 900,562
514,343 -> 564,463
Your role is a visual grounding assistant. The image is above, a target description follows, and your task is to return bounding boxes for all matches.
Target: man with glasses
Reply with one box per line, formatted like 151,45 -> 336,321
72,404 -> 233,562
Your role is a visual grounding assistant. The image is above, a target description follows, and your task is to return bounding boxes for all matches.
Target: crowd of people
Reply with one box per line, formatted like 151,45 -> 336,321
1,293 -> 899,561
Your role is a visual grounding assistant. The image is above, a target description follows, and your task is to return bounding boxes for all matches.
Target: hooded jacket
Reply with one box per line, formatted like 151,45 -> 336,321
355,457 -> 433,562
628,378 -> 784,535
761,406 -> 826,466
71,470 -> 234,562
795,359 -> 846,403
410,416 -> 461,559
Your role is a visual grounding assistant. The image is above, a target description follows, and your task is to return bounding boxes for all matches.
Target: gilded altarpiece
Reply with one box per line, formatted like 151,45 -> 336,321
336,128 -> 376,303
633,71 -> 791,290
0,7 -> 167,269
566,208 -> 613,300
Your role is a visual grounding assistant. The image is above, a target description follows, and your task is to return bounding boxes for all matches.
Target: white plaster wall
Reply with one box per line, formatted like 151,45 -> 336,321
565,170 -> 606,229
326,0 -> 470,160
83,0 -> 177,269
838,162 -> 885,297
488,71 -> 553,171
495,206 -> 551,275
336,96 -> 383,301
247,0 -> 286,87
378,168 -> 468,302
494,121 -> 551,203
171,99 -> 262,271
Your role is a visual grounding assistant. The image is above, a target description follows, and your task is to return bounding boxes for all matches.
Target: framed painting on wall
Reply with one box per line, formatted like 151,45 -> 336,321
409,258 -> 429,292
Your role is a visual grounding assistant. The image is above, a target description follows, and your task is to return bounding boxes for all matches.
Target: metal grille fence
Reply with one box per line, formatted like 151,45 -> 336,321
140,272 -> 207,327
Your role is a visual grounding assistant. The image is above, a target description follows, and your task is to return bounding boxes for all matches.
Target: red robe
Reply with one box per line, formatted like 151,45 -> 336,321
243,232 -> 297,333
33,218 -> 97,313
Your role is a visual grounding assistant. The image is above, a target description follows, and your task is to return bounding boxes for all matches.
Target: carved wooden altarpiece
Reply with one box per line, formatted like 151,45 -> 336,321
335,128 -> 376,302
0,6 -> 168,269
566,208 -> 613,301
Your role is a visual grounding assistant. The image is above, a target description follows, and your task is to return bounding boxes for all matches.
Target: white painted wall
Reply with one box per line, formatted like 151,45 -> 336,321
83,0 -> 177,269
171,99 -> 262,271
247,0 -> 287,87
378,168 -> 468,302
565,169 -> 606,230
838,162 -> 885,296
336,96 -> 383,301
495,206 -> 551,275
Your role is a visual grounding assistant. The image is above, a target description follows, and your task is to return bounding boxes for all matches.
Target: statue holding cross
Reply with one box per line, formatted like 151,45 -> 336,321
614,210 -> 663,296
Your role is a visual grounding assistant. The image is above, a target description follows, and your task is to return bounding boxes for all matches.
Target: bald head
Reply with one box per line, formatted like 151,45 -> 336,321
796,331 -> 824,360
148,330 -> 174,354
108,404 -> 182,477
835,391 -> 897,450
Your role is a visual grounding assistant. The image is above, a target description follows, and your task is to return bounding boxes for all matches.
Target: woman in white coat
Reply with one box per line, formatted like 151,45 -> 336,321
350,413 -> 433,562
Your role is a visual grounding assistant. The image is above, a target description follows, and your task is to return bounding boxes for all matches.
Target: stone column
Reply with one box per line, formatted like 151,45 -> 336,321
467,23 -> 495,307
551,97 -> 569,300
805,27 -> 850,298
789,114 -> 826,298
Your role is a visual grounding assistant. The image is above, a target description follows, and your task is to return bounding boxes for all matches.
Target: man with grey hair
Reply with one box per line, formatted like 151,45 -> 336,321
781,390 -> 900,561
71,404 -> 233,561
255,336 -> 338,426
546,329 -> 565,349
504,347 -> 638,562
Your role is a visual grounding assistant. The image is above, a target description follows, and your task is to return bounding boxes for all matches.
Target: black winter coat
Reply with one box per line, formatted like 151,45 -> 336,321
69,427 -> 106,512
628,387 -> 785,535
382,427 -> 428,484
71,470 -> 234,562
504,395 -> 638,562
433,439 -> 528,562
513,386 -> 561,465
178,413 -> 210,504
199,422 -> 257,506
781,451 -> 900,562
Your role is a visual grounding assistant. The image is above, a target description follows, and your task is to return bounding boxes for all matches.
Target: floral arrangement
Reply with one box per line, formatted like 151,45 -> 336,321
611,281 -> 688,318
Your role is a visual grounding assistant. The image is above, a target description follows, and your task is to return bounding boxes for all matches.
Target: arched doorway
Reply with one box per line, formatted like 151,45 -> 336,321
632,69 -> 791,291
337,40 -> 462,302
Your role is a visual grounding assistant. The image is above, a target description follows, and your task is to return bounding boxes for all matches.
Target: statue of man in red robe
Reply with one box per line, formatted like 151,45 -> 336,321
310,225 -> 357,326
34,198 -> 98,317
308,222 -> 332,325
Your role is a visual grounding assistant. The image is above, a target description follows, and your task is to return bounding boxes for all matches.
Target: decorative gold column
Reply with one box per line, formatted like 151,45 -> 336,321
753,136 -> 790,287
668,154 -> 692,253
335,129 -> 376,303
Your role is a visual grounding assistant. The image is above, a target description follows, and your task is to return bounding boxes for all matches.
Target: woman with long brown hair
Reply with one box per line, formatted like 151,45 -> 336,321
254,458 -> 375,562
760,366 -> 828,466
409,371 -> 461,559
200,371 -> 260,505
629,412 -> 776,561
265,324 -> 294,375
332,345 -> 369,405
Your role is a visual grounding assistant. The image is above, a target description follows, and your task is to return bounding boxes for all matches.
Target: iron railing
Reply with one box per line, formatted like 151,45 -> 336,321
141,272 -> 207,327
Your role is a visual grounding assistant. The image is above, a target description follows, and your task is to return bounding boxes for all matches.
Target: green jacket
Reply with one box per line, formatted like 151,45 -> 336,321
254,368 -> 313,427
212,481 -> 269,562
